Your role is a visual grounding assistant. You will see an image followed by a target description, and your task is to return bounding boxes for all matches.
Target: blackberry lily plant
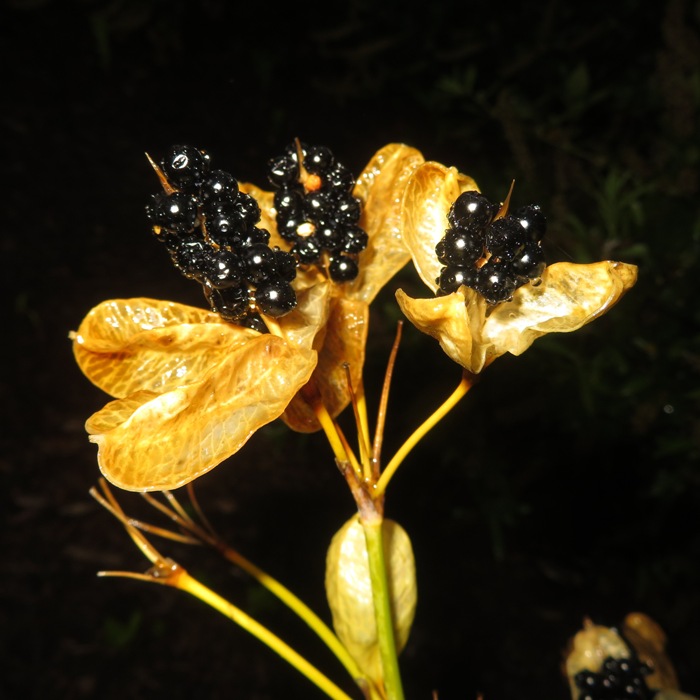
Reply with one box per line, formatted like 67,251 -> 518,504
71,140 -> 649,700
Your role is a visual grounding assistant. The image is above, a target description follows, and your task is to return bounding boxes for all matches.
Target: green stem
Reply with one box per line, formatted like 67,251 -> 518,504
360,514 -> 405,700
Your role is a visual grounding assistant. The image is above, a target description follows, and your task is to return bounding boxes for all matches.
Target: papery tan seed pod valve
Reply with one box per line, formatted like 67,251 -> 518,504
325,515 -> 417,686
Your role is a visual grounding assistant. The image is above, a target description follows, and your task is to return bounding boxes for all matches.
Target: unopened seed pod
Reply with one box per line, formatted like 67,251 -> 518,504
325,515 -> 417,685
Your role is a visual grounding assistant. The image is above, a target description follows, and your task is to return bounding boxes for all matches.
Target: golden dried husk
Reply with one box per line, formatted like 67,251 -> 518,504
325,515 -> 417,685
70,286 -> 328,491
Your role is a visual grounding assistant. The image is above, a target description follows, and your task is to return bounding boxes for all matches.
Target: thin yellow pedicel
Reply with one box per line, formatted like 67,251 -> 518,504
343,363 -> 372,480
91,483 -> 355,700
312,398 -> 363,478
375,370 -> 475,497
136,486 -> 377,695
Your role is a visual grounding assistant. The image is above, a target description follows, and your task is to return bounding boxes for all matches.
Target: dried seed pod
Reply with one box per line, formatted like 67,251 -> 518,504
563,614 -> 694,700
325,515 -> 417,685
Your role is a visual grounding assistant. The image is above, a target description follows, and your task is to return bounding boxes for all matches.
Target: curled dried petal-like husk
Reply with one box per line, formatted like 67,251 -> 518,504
347,143 -> 425,304
622,613 -> 679,691
71,283 -> 329,400
282,293 -> 369,432
71,299 -> 258,398
86,334 -> 317,491
397,261 -> 638,373
325,515 -> 416,685
400,160 -> 480,294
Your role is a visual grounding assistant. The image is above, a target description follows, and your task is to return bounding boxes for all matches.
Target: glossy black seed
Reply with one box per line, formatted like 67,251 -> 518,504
511,241 -> 546,279
293,235 -> 322,264
267,140 -> 366,278
233,193 -> 261,227
274,188 -> 303,220
268,154 -> 299,186
448,191 -> 498,231
243,244 -> 277,285
436,266 -> 475,295
273,249 -> 298,282
170,239 -> 210,280
203,204 -> 242,247
146,191 -> 199,234
573,655 -> 654,700
484,217 -> 527,260
341,225 -> 368,254
277,214 -> 305,241
204,249 -> 243,288
204,283 -> 249,322
316,220 -> 342,250
304,190 -> 335,217
512,203 -> 547,242
334,196 -> 362,224
305,145 -> 334,174
240,314 -> 268,334
242,227 -> 271,247
436,228 -> 483,266
255,280 -> 297,316
201,169 -> 239,204
325,163 -> 355,191
160,145 -> 209,191
475,261 -> 518,303
328,254 -> 359,282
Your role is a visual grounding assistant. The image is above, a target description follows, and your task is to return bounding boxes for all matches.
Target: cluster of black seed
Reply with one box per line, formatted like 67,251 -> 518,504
574,655 -> 655,700
267,140 -> 367,282
435,190 -> 547,304
146,145 -> 297,329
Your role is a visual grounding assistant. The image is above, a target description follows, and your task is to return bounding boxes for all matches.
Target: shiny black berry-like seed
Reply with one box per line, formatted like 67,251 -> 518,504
316,220 -> 342,250
475,261 -> 518,303
160,145 -> 210,191
436,266 -> 475,295
170,239 -> 210,280
146,191 -> 199,234
243,244 -> 277,285
511,241 -> 545,279
293,236 -> 322,264
255,280 -> 297,316
305,145 -> 334,174
233,193 -> 261,227
342,226 -> 368,254
512,204 -> 546,242
204,249 -> 243,288
326,163 -> 355,191
273,249 -> 298,282
329,254 -> 359,282
201,170 -> 239,204
274,188 -> 303,220
335,197 -> 362,224
268,154 -> 299,186
448,191 -> 498,231
436,228 -> 483,267
484,217 -> 527,260
204,283 -> 249,322
241,227 -> 271,247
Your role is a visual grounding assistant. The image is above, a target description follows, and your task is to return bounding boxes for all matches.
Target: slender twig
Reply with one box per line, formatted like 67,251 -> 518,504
371,321 -> 403,475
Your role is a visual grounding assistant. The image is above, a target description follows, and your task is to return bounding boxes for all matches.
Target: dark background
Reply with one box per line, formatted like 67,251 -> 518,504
3,1 -> 700,699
